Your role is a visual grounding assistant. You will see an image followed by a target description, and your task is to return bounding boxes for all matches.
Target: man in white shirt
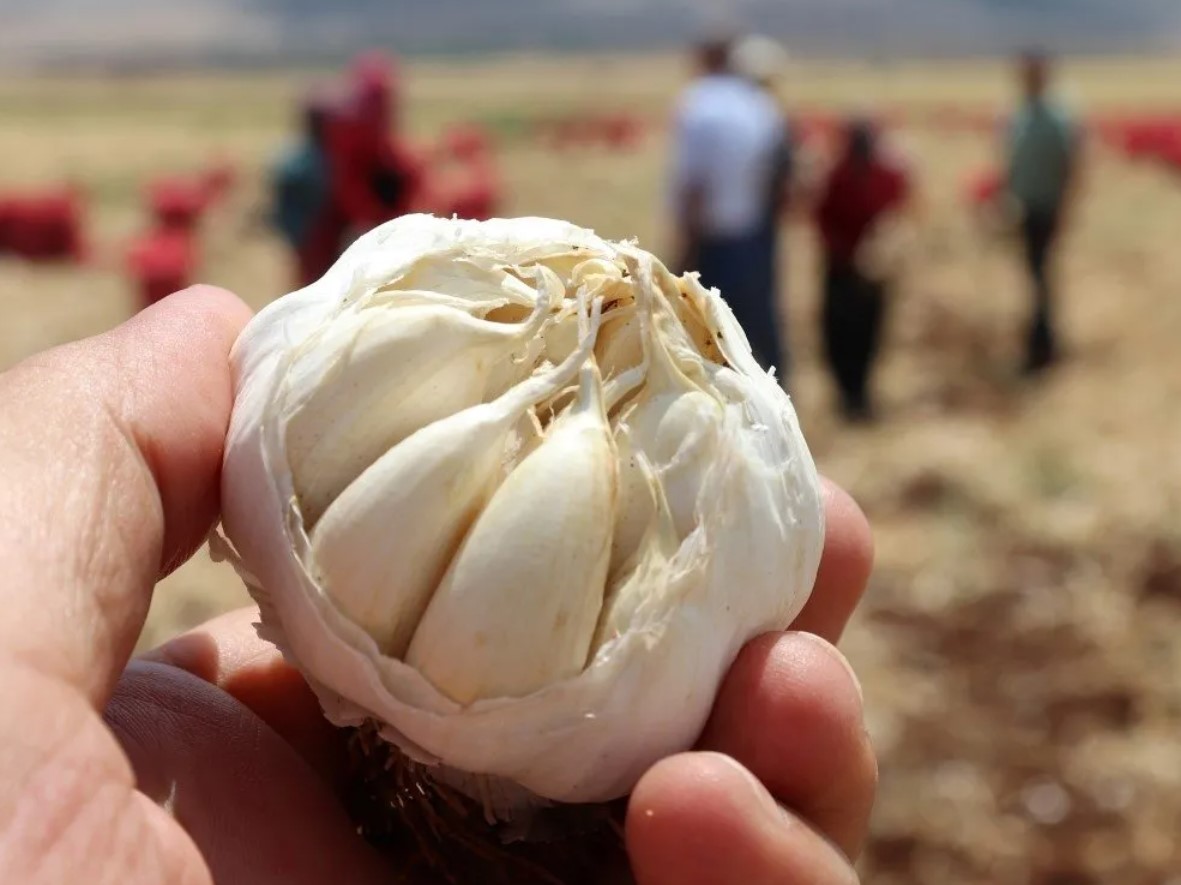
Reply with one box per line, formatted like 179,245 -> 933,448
670,35 -> 789,379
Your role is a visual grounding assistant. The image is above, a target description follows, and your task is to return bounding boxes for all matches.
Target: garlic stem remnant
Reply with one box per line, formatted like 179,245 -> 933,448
219,215 -> 824,817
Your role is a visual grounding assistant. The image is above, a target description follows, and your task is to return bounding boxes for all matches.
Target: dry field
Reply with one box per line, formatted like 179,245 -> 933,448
1,54 -> 1180,884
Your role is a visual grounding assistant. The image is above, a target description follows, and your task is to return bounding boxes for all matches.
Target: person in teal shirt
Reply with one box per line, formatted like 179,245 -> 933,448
1006,50 -> 1081,375
271,93 -> 335,286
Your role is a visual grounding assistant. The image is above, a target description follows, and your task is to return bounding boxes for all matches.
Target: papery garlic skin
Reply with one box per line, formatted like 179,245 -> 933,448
218,215 -> 824,815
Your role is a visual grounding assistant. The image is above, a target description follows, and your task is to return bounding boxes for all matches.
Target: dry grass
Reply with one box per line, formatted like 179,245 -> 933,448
1,54 -> 1180,884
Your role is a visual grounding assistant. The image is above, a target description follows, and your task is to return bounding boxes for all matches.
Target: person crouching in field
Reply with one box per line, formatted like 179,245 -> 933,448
814,118 -> 912,423
1005,50 -> 1081,376
669,34 -> 789,383
270,93 -> 335,288
329,53 -> 427,242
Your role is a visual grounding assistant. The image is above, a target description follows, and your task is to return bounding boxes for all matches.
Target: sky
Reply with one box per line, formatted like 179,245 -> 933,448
0,0 -> 1177,67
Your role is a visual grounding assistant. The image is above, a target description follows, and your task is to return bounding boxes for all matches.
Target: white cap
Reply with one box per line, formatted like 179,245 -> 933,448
730,34 -> 789,84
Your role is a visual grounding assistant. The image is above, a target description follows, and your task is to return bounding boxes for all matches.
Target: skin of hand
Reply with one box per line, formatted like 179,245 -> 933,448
0,287 -> 876,885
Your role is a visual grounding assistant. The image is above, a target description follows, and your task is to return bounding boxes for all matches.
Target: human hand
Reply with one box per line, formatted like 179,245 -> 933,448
0,287 -> 874,884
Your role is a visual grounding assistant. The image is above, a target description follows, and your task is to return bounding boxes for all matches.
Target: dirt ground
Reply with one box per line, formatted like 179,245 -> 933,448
1,54 -> 1179,884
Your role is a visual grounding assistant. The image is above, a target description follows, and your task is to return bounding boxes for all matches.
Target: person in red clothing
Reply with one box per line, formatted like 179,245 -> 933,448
435,124 -> 499,221
326,52 -> 426,243
127,230 -> 196,309
147,180 -> 205,234
127,185 -> 203,310
815,117 -> 912,421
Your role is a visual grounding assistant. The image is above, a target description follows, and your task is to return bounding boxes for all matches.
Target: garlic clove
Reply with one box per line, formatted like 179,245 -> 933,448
628,390 -> 723,537
570,257 -> 624,286
310,297 -> 605,657
285,275 -> 556,527
380,252 -> 539,308
608,256 -> 722,573
540,270 -> 631,371
591,453 -> 680,653
594,307 -> 643,386
406,362 -> 617,705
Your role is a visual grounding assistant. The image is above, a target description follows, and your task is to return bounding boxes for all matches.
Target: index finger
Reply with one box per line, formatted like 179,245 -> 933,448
788,478 -> 874,643
0,286 -> 251,706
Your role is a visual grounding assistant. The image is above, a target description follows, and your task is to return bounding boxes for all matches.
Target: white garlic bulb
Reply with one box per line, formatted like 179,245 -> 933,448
217,215 -> 824,817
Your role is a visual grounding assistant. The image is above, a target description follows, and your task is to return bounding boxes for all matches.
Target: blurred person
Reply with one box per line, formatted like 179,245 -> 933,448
202,158 -> 237,207
730,33 -> 796,382
602,112 -> 645,152
815,117 -> 913,422
1005,50 -> 1081,375
0,286 -> 876,885
0,185 -> 88,264
126,227 -> 197,310
327,51 -> 427,242
146,178 -> 207,235
125,183 -> 206,310
434,123 -> 499,221
669,33 -> 788,381
271,91 -> 336,287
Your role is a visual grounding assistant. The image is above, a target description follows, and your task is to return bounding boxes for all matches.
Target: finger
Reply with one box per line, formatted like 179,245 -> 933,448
0,286 -> 252,706
141,607 -> 346,784
140,607 -> 272,684
789,478 -> 874,642
698,632 -> 876,859
105,661 -> 392,885
626,752 -> 857,885
0,658 -> 215,885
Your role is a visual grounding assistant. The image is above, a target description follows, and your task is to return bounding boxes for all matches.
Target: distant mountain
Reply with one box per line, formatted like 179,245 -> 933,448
1,0 -> 1179,68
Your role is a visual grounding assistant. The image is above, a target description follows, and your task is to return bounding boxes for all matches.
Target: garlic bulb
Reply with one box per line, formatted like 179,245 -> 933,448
217,214 -> 824,817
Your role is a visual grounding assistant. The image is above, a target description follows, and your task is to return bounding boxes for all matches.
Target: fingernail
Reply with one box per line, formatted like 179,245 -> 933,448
794,631 -> 864,704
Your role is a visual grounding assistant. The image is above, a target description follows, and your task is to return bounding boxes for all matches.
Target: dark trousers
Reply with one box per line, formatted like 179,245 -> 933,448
697,231 -> 786,381
1021,208 -> 1061,372
822,260 -> 886,418
752,224 -> 789,380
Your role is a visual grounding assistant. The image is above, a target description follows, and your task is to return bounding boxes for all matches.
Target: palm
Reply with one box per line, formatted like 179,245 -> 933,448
107,655 -> 395,885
